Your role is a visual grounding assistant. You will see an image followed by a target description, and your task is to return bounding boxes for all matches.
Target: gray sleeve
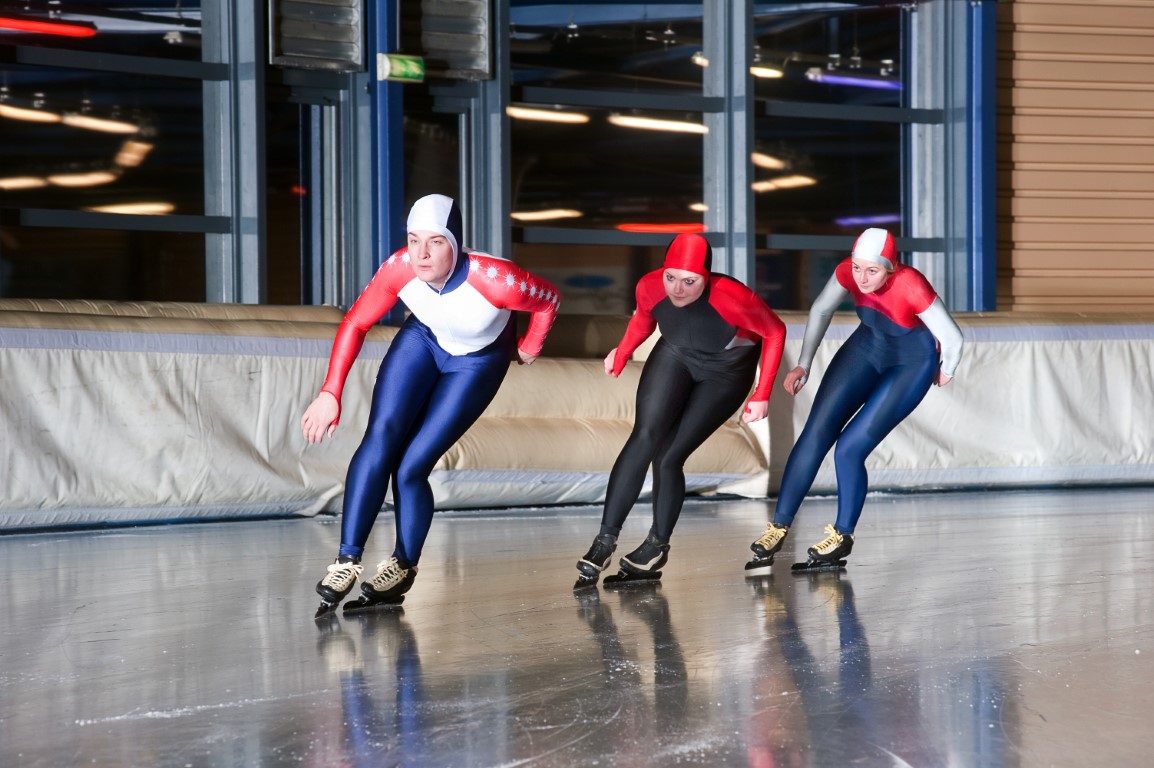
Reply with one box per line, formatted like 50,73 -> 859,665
917,297 -> 964,377
797,272 -> 849,371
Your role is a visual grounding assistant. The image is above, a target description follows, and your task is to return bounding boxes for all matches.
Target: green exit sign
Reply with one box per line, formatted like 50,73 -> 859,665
377,53 -> 425,83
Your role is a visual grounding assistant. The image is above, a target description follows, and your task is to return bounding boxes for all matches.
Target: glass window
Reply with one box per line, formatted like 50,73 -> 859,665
0,2 -> 202,60
0,226 -> 204,301
510,4 -> 704,94
752,3 -> 901,106
510,105 -> 705,232
0,65 -> 205,215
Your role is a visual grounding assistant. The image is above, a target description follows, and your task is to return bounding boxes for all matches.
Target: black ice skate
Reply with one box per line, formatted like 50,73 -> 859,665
745,521 -> 789,571
343,557 -> 415,615
315,557 -> 363,619
603,533 -> 670,588
791,524 -> 853,573
574,533 -> 618,589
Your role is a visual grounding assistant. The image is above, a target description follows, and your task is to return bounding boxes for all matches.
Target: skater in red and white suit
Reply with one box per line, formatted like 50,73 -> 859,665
749,227 -> 963,569
575,232 -> 786,586
303,194 -> 559,613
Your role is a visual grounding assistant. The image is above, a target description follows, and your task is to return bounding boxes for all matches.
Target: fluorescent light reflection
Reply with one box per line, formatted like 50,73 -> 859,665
752,152 -> 786,170
46,171 -> 118,187
115,141 -> 153,168
750,66 -> 784,79
835,213 -> 902,227
689,202 -> 708,213
0,103 -> 61,123
0,176 -> 48,190
511,208 -> 583,222
752,175 -> 817,192
506,106 -> 589,124
608,114 -> 707,134
805,67 -> 901,91
62,114 -> 139,134
86,202 -> 175,215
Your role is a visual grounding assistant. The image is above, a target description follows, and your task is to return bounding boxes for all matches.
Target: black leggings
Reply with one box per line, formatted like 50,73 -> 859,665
600,339 -> 758,542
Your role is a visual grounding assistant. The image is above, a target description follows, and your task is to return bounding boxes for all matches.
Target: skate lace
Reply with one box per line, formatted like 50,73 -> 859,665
367,558 -> 407,590
813,524 -> 842,554
757,523 -> 787,547
322,561 -> 363,590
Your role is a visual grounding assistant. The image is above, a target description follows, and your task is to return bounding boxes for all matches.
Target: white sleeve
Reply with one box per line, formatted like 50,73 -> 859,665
797,272 -> 849,371
917,297 -> 964,378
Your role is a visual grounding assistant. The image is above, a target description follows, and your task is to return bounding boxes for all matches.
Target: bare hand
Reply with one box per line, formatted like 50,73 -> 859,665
603,348 -> 619,377
742,400 -> 769,423
517,348 -> 538,365
301,392 -> 339,444
936,371 -> 953,387
782,366 -> 808,396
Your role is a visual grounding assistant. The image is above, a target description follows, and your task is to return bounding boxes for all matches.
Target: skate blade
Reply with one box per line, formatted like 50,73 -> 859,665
573,575 -> 600,590
315,600 -> 340,620
342,595 -> 406,615
790,559 -> 847,574
744,555 -> 775,571
603,570 -> 662,588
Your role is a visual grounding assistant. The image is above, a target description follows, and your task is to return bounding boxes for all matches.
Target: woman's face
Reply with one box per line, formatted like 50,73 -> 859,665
663,268 -> 707,307
851,258 -> 891,294
408,230 -> 456,288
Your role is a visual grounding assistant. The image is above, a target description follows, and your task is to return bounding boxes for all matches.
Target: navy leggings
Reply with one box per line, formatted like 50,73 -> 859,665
339,317 -> 513,564
600,339 -> 759,543
772,326 -> 939,534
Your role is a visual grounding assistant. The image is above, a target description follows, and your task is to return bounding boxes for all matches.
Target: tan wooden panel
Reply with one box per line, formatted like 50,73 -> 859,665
1003,115 -> 1154,139
1011,220 -> 1154,241
1007,31 -> 1154,57
999,86 -> 1154,111
1007,251 -> 1154,270
1010,3 -> 1154,29
1009,276 -> 1154,296
1005,142 -> 1154,165
1009,169 -> 1154,192
1008,298 -> 1154,311
1006,197 -> 1154,218
1009,60 -> 1154,86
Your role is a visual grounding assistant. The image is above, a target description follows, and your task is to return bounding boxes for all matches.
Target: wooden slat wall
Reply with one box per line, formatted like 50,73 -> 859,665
997,0 -> 1154,311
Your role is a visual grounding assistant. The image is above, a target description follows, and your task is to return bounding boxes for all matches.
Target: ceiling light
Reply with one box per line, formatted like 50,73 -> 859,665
835,213 -> 902,227
689,202 -> 708,213
805,67 -> 901,91
0,176 -> 48,190
511,209 -> 583,222
0,103 -> 61,123
616,223 -> 707,234
115,141 -> 154,168
752,152 -> 786,170
608,114 -> 707,134
62,113 -> 139,134
47,171 -> 118,187
691,51 -> 708,68
752,175 -> 817,192
0,16 -> 98,38
750,65 -> 784,79
506,106 -> 589,124
85,202 -> 176,215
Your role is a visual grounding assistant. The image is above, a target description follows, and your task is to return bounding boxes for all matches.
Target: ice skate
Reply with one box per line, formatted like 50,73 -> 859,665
745,521 -> 789,570
343,556 -> 415,614
603,533 -> 669,588
574,533 -> 618,589
791,524 -> 852,573
315,557 -> 363,619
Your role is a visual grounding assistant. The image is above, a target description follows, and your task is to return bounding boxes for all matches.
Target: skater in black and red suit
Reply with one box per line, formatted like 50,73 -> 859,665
574,232 -> 786,587
748,227 -> 963,571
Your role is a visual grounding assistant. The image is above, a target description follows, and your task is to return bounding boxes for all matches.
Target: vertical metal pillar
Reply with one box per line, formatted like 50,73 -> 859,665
702,0 -> 754,284
202,0 -> 267,303
463,0 -> 510,256
968,0 -> 997,311
366,0 -> 407,298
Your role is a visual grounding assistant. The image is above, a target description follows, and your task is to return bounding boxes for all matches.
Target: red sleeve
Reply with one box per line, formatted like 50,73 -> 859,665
467,256 -> 561,358
611,270 -> 663,375
709,279 -> 786,402
319,248 -> 410,419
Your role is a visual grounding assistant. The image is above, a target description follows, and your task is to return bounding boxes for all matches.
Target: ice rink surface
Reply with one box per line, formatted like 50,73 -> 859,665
2,487 -> 1152,767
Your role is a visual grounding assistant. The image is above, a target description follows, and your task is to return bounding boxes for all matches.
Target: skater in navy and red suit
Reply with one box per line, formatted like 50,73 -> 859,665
748,227 -> 963,569
575,232 -> 786,586
302,194 -> 559,614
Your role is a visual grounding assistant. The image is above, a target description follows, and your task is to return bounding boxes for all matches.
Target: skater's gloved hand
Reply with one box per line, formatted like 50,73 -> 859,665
301,392 -> 340,444
742,399 -> 769,423
603,347 -> 619,376
783,366 -> 808,395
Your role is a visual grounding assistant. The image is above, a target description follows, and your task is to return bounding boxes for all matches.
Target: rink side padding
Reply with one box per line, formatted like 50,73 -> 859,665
2,300 -> 1152,529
